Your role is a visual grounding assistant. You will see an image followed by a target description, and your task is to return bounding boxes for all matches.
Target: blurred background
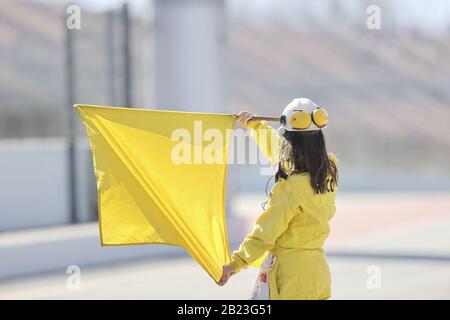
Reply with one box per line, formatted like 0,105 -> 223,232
0,0 -> 450,299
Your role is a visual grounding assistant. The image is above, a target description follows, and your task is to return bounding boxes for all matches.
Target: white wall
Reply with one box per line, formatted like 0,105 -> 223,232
0,137 -> 96,231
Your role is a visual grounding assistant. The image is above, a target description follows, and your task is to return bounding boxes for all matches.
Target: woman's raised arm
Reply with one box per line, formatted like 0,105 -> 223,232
236,111 -> 280,165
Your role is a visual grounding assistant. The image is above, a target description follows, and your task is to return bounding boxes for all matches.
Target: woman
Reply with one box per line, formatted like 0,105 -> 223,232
219,98 -> 338,300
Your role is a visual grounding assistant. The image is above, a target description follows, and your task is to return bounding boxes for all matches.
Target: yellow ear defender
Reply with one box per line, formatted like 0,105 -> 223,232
287,107 -> 328,130
312,107 -> 328,128
289,110 -> 312,130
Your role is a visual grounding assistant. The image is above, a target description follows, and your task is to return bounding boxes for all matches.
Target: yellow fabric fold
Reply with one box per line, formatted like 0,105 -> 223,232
75,104 -> 235,283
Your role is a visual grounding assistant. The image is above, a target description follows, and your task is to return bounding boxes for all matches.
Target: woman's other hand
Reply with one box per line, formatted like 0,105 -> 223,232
218,264 -> 236,286
236,111 -> 254,128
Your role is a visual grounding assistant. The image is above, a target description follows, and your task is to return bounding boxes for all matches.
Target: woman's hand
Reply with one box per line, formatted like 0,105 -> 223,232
218,264 -> 236,286
236,111 -> 254,129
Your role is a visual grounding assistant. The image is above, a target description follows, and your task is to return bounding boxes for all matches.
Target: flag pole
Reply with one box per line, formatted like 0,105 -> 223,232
233,114 -> 279,122
251,116 -> 279,121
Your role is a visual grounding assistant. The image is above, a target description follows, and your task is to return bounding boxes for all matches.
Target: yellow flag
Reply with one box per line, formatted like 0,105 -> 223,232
75,104 -> 235,283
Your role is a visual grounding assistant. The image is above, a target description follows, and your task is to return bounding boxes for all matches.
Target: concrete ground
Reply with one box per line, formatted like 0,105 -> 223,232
1,255 -> 449,299
1,191 -> 449,299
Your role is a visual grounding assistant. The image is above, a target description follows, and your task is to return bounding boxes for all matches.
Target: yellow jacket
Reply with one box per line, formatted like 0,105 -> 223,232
229,120 -> 338,300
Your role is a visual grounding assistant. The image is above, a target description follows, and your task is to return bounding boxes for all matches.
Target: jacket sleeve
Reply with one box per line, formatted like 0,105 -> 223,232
246,120 -> 280,165
229,179 -> 298,272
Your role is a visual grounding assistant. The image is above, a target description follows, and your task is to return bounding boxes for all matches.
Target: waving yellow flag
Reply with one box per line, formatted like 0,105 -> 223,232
75,104 -> 235,283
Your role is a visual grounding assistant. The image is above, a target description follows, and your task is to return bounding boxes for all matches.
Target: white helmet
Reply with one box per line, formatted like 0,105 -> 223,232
278,98 -> 329,134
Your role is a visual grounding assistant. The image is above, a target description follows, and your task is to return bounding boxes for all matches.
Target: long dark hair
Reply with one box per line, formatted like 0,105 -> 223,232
275,130 -> 338,194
